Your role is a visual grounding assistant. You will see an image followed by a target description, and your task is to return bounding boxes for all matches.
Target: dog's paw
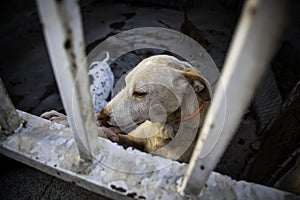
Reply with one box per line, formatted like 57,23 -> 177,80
97,126 -> 119,142
40,110 -> 69,127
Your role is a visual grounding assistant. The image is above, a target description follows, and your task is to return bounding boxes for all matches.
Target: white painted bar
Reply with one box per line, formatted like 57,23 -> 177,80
36,0 -> 99,160
179,0 -> 287,195
0,78 -> 22,134
0,111 -> 296,200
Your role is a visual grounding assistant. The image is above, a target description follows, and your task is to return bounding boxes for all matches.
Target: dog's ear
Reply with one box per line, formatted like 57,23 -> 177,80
181,68 -> 211,101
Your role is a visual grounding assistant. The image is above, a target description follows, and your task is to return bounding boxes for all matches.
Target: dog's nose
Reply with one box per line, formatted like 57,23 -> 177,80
97,108 -> 111,127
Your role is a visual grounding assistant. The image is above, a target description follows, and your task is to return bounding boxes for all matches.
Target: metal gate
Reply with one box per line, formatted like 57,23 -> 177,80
0,0 -> 297,199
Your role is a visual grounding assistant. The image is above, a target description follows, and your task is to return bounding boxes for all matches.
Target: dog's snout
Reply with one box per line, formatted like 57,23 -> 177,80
97,108 -> 111,126
98,109 -> 110,120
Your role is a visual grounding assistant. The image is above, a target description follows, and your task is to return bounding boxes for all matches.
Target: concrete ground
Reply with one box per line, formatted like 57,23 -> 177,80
0,155 -> 110,200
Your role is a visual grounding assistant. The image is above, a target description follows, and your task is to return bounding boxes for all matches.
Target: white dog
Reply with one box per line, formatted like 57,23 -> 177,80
98,55 -> 211,162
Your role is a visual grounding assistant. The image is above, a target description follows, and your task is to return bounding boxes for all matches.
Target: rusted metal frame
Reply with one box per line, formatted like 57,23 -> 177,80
179,0 -> 287,195
0,78 -> 22,134
0,111 -> 296,200
36,0 -> 99,161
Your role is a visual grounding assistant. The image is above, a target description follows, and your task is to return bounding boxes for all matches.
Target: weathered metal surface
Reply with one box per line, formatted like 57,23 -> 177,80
179,0 -> 287,195
36,0 -> 99,160
0,78 -> 22,134
0,111 -> 297,200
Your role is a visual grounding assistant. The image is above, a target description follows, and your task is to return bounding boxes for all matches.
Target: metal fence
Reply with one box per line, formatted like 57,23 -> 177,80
0,0 -> 297,199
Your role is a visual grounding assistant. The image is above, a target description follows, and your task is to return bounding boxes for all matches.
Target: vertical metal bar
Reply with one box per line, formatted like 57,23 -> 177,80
0,78 -> 22,134
36,0 -> 99,161
179,0 -> 286,195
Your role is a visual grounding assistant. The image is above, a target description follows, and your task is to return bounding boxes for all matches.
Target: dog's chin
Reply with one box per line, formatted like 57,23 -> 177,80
103,120 -> 145,135
107,126 -> 125,134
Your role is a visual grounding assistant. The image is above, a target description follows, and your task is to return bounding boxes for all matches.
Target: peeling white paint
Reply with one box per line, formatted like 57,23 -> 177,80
0,111 -> 298,200
49,122 -> 66,131
66,139 -> 74,149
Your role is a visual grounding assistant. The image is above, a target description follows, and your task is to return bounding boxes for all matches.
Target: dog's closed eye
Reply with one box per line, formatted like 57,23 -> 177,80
132,90 -> 147,98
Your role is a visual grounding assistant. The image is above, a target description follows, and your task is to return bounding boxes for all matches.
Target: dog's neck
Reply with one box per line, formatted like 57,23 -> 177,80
165,95 -> 208,135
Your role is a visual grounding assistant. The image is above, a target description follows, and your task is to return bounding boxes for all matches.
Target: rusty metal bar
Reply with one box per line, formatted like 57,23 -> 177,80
178,0 -> 287,195
0,78 -> 22,134
35,0 -> 99,161
0,111 -> 296,200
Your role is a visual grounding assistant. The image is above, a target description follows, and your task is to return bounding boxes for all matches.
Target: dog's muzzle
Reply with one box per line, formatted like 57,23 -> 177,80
97,109 -> 111,127
97,109 -> 128,134
97,108 -> 145,135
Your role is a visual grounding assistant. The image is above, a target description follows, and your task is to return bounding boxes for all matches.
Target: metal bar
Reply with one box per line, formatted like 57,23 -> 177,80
178,0 -> 287,195
36,0 -> 99,160
0,111 -> 296,200
0,78 -> 22,134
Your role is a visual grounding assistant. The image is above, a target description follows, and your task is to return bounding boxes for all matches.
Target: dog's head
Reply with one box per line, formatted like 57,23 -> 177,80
97,55 -> 211,133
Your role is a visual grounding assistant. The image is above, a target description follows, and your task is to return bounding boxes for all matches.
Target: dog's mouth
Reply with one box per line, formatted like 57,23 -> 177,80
97,120 -> 124,134
99,120 -> 144,135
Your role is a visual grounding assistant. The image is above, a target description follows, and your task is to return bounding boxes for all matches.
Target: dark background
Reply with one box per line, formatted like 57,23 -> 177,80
0,0 -> 299,199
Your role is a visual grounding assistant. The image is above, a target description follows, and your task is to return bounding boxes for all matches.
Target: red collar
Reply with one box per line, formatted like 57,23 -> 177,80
180,103 -> 204,122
